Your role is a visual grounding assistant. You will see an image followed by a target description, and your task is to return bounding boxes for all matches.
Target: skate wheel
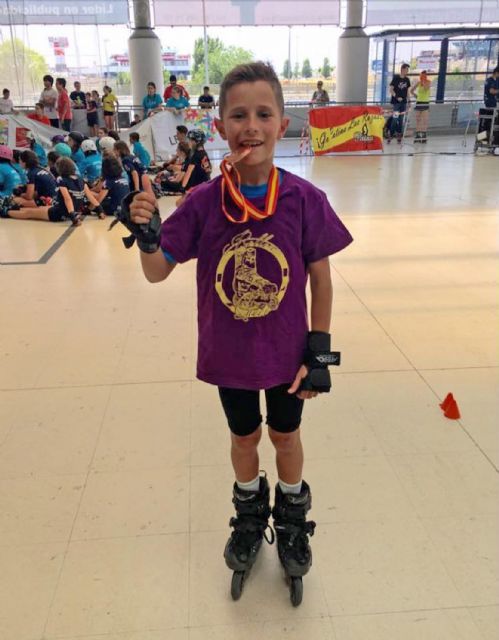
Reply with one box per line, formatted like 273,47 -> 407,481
290,577 -> 303,607
230,571 -> 245,601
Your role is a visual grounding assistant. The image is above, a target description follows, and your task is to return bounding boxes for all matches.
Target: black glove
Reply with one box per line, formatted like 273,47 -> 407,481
110,191 -> 162,253
299,331 -> 341,394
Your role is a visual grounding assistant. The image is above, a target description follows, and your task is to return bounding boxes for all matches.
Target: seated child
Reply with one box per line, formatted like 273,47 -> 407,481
156,141 -> 189,191
114,140 -> 153,195
12,150 -> 28,185
80,139 -> 102,187
5,156 -> 102,225
0,145 -> 23,203
26,131 -> 47,167
65,131 -> 86,175
162,129 -> 211,195
47,150 -> 60,179
27,102 -> 50,125
129,131 -> 151,169
92,155 -> 130,216
12,149 -> 57,208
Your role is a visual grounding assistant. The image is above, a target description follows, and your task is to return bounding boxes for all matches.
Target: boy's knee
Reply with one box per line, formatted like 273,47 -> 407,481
231,427 -> 262,452
268,427 -> 300,453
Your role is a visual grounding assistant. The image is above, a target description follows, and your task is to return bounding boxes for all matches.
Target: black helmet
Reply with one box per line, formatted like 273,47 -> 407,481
187,129 -> 206,145
66,131 -> 84,146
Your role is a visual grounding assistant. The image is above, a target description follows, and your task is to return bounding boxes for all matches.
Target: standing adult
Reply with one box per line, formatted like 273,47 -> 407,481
311,81 -> 330,106
389,63 -> 411,143
56,78 -> 72,132
39,75 -> 59,128
142,82 -> 163,118
102,85 -> 119,131
484,66 -> 499,108
0,88 -> 15,114
163,74 -> 189,103
410,70 -> 431,143
70,81 -> 87,108
198,86 -> 215,109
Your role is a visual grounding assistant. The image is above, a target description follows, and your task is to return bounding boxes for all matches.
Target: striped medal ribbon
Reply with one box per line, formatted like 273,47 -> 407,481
220,159 -> 279,224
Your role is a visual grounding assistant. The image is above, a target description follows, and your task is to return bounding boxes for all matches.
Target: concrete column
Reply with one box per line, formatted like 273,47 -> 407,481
128,0 -> 164,109
336,0 -> 370,103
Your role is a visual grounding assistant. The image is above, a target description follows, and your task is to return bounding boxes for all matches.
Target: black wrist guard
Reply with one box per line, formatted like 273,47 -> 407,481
111,190 -> 161,253
94,204 -> 104,215
299,331 -> 341,394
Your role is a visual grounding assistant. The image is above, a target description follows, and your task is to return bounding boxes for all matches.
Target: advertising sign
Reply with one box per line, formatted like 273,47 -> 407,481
0,1 -> 129,25
309,106 -> 385,154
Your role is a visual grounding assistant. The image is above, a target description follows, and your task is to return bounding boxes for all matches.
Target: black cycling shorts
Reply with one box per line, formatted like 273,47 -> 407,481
218,384 -> 304,437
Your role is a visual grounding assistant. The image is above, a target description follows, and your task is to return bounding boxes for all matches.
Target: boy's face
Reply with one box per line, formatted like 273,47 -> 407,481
98,129 -> 105,138
177,132 -> 187,142
215,80 -> 289,168
3,91 -> 9,99
35,104 -> 43,115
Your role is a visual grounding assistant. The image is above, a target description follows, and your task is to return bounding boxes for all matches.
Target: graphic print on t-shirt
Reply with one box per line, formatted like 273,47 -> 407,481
215,230 -> 289,322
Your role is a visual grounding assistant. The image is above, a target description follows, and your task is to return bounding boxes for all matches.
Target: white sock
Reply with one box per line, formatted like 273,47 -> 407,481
237,475 -> 260,492
278,479 -> 302,495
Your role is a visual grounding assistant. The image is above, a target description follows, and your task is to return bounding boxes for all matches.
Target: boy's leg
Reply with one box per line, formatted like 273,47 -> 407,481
268,428 -> 303,485
7,206 -> 50,221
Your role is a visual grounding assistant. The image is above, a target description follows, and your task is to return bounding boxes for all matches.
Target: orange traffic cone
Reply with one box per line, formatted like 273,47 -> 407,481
439,393 -> 454,411
444,397 -> 461,420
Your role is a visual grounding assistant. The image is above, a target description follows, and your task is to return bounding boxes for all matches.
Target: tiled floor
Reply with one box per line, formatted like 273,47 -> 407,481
0,139 -> 498,639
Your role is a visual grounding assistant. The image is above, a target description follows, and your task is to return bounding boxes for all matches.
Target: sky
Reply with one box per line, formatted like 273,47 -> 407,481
0,22 -> 344,74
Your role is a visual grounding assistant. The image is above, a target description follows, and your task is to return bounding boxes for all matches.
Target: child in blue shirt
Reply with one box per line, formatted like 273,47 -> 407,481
92,155 -> 130,216
80,139 -> 103,186
12,150 -> 28,185
129,131 -> 151,168
0,145 -> 23,202
114,140 -> 153,195
165,86 -> 190,114
26,131 -> 47,167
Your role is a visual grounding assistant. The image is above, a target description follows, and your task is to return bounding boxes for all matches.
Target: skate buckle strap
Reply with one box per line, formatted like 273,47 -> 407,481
229,516 -> 275,544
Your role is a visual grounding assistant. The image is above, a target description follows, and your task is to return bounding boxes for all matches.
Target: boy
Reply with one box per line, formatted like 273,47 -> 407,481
27,102 -> 50,125
129,131 -> 151,169
114,140 -> 153,196
80,139 -> 103,186
115,62 -> 352,605
389,63 -> 411,143
198,86 -> 215,109
161,129 -> 211,196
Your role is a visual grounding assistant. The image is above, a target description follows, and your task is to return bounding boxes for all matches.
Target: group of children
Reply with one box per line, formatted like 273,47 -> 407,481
0,122 -> 213,225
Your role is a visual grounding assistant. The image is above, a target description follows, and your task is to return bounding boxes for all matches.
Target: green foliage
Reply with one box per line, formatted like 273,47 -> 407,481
293,62 -> 300,79
116,71 -> 131,86
0,38 -> 48,100
301,58 -> 312,78
321,57 -> 331,79
192,36 -> 253,84
283,59 -> 291,79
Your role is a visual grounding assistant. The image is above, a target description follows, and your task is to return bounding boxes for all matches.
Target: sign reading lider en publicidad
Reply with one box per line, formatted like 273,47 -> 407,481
309,106 -> 385,154
0,0 -> 129,24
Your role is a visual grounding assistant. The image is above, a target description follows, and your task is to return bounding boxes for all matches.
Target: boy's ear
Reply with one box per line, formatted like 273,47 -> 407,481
214,117 -> 227,140
277,116 -> 290,140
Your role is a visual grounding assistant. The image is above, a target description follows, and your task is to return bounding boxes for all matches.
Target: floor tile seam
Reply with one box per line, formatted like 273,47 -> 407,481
381,452 -> 495,608
416,370 -> 499,473
40,384 -> 115,638
326,603 -> 499,620
330,265 -> 419,373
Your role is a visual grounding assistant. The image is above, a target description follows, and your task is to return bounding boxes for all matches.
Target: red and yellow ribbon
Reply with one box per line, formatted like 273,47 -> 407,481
220,159 -> 279,224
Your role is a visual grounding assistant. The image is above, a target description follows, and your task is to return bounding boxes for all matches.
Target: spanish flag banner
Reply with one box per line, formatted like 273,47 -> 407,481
309,106 -> 385,155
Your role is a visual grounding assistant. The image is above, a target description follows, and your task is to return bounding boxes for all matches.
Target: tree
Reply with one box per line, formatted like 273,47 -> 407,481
192,36 -> 253,84
0,38 -> 48,102
283,59 -> 291,80
293,62 -> 300,79
302,58 -> 312,79
321,57 -> 331,79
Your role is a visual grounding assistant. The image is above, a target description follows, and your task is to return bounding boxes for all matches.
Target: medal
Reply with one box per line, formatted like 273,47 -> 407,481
220,158 -> 279,224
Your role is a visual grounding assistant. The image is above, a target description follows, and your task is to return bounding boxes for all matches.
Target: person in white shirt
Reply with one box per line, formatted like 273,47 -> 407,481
0,88 -> 15,114
39,75 -> 59,128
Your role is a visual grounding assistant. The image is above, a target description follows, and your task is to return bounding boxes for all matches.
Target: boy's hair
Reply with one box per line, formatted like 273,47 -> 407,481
43,74 -> 54,85
401,63 -> 410,71
203,86 -> 210,91
107,130 -> 120,141
129,132 -> 140,142
20,149 -> 39,169
101,155 -> 123,179
176,125 -> 188,135
56,77 -> 66,88
169,74 -> 177,82
47,150 -> 59,164
99,126 -> 108,134
35,101 -> 44,109
177,141 -> 190,157
55,156 -> 76,177
218,61 -> 284,118
114,140 -> 130,156
3,88 -> 10,96
147,81 -> 156,90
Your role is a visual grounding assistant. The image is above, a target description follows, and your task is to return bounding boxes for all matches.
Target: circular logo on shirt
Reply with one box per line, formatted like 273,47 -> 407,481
215,230 -> 289,322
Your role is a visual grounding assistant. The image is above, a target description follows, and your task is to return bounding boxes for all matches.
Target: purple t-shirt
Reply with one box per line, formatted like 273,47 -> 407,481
160,169 -> 353,390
